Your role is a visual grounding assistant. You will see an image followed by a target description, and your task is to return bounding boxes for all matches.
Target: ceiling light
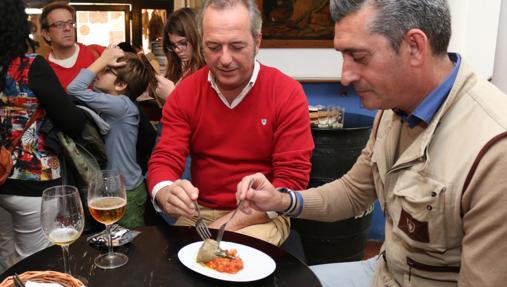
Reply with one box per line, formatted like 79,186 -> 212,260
25,8 -> 42,14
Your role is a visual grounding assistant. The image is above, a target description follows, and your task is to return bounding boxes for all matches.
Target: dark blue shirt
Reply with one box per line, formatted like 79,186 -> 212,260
395,53 -> 461,128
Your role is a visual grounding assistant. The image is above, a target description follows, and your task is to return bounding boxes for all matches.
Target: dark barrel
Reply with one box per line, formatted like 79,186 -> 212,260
292,112 -> 374,265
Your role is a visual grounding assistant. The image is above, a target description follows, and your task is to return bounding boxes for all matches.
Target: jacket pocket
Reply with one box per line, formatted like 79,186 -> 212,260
403,273 -> 458,287
403,257 -> 459,287
390,170 -> 447,250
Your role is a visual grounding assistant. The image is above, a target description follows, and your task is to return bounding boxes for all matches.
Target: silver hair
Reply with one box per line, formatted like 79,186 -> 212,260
330,0 -> 451,55
198,0 -> 262,40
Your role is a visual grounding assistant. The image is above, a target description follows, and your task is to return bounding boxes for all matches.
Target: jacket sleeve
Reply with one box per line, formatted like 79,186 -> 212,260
270,82 -> 314,191
28,55 -> 85,138
459,136 -> 507,286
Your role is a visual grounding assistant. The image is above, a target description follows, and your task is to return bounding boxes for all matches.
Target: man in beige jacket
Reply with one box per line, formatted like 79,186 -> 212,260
236,0 -> 507,286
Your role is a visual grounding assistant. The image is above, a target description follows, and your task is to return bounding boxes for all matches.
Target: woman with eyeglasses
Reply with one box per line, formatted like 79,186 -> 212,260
155,8 -> 205,104
0,0 -> 86,269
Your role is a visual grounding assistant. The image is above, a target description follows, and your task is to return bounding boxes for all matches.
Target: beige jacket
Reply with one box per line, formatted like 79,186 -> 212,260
302,62 -> 507,286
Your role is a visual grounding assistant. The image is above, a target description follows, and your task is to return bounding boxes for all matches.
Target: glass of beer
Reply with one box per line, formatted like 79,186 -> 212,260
41,185 -> 85,274
87,170 -> 128,269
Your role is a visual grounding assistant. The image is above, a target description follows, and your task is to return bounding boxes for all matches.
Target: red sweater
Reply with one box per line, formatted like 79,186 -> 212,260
46,43 -> 104,90
147,64 -> 314,209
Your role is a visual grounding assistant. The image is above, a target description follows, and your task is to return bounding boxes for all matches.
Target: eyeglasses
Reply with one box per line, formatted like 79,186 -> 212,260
104,67 -> 119,77
48,20 -> 76,30
166,40 -> 188,52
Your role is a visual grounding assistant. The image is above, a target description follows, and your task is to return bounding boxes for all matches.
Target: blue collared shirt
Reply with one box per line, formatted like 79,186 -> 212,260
395,53 -> 461,128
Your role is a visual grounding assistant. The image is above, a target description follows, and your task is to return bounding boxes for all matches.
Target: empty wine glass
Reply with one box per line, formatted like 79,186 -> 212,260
41,185 -> 85,275
87,170 -> 128,269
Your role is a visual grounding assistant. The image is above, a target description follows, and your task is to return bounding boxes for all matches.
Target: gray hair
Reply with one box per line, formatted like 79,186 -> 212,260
330,0 -> 451,55
198,0 -> 262,40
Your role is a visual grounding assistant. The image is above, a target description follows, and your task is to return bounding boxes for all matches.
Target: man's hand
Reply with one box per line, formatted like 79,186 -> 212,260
236,172 -> 285,214
155,179 -> 199,218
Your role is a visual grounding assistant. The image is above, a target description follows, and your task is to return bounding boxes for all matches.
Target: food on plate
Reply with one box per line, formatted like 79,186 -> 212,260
196,238 -> 220,262
196,239 -> 244,274
204,249 -> 244,274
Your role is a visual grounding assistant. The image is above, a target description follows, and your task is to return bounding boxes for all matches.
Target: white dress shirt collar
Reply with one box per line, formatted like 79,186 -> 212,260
207,60 -> 260,109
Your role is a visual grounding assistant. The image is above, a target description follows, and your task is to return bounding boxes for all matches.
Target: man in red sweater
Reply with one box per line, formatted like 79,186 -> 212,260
40,1 -> 104,90
147,0 -> 314,246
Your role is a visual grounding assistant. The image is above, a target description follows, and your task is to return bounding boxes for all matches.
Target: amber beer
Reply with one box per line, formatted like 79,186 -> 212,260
88,197 -> 127,225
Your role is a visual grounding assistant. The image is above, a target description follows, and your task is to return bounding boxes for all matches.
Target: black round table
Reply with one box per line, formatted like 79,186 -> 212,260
0,225 -> 321,286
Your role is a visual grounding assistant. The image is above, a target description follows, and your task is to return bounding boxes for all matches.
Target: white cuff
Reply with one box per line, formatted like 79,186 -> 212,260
151,180 -> 173,213
266,211 -> 279,219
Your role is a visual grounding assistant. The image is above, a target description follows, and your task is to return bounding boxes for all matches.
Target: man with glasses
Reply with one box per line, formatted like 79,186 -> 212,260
40,1 -> 104,90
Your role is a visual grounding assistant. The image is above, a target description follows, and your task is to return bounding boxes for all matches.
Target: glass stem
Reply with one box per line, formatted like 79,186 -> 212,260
62,245 -> 71,274
106,224 -> 113,256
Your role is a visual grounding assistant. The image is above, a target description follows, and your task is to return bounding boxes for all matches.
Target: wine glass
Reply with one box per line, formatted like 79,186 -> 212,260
41,185 -> 85,275
87,170 -> 128,269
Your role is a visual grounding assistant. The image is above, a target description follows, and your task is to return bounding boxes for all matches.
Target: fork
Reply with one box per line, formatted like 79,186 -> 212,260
13,273 -> 26,287
214,180 -> 253,252
214,179 -> 253,247
193,200 -> 212,240
215,200 -> 242,249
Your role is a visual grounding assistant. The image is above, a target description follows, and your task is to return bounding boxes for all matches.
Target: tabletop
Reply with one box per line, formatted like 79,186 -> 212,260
0,225 -> 322,287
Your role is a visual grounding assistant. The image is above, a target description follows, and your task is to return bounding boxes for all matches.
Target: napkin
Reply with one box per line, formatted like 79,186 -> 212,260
26,281 -> 62,287
86,224 -> 140,248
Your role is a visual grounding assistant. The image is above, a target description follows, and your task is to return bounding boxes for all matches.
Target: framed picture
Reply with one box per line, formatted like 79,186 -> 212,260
72,4 -> 131,46
258,0 -> 334,48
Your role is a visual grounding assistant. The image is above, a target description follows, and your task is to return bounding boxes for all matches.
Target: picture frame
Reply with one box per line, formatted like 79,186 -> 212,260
258,0 -> 334,48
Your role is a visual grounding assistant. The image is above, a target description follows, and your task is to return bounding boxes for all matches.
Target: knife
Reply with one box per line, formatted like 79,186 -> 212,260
13,274 -> 26,287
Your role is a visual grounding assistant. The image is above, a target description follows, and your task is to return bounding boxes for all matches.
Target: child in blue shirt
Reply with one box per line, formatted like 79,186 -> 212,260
68,46 -> 156,227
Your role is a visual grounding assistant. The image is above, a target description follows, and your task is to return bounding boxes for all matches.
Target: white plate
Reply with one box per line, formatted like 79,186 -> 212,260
178,241 -> 276,282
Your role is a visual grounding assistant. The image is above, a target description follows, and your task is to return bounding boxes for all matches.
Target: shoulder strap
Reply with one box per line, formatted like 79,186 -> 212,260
8,108 -> 44,151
